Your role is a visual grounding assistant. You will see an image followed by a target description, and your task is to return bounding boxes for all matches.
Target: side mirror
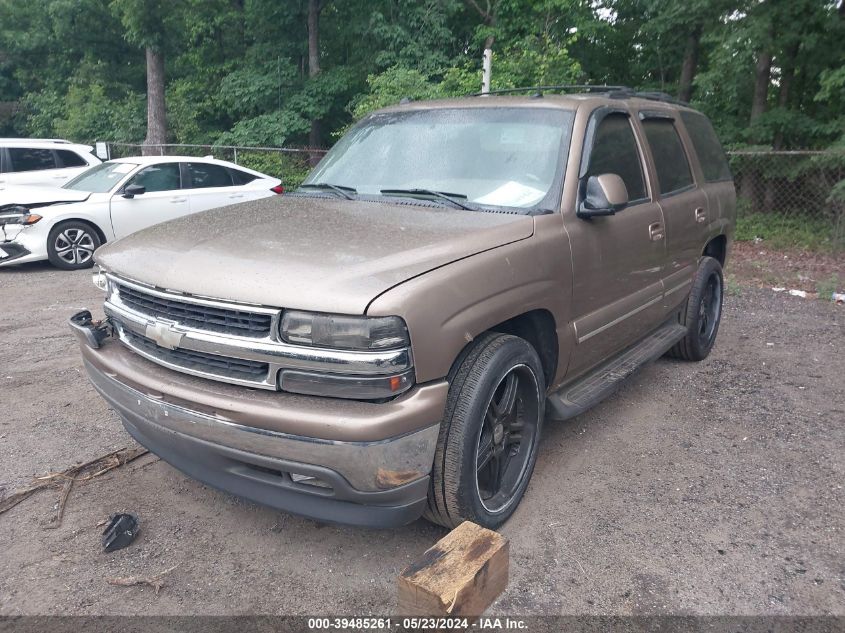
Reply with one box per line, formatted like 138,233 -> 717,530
122,184 -> 146,199
577,174 -> 629,219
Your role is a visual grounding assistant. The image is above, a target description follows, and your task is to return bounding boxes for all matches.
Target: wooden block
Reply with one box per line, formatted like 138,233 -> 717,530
398,521 -> 509,617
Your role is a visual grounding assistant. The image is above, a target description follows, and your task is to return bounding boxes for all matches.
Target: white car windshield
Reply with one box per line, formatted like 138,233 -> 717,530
304,107 -> 575,210
63,162 -> 138,193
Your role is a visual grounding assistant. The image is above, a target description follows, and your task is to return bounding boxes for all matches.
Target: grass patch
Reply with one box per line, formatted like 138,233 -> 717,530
725,273 -> 743,297
735,212 -> 841,252
815,273 -> 842,300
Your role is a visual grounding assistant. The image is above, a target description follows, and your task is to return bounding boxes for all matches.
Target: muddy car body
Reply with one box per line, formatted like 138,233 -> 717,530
71,90 -> 735,528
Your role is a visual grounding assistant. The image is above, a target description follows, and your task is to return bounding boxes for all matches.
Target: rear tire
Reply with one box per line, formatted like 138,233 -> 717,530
424,333 -> 545,529
668,256 -> 724,361
47,221 -> 101,270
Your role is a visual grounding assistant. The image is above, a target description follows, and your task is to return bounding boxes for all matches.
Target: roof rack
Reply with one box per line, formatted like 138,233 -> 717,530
467,85 -> 688,105
609,89 -> 688,106
468,85 -> 628,97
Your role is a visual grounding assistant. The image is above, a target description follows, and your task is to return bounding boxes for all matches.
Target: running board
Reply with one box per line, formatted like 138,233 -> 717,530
546,321 -> 687,421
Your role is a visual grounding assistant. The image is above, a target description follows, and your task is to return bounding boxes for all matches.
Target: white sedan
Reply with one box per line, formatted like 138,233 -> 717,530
0,156 -> 283,269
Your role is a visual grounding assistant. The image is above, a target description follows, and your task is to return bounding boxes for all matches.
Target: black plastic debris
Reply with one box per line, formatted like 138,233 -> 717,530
102,513 -> 140,552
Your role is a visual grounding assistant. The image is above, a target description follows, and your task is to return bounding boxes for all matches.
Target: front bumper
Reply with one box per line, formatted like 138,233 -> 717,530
71,312 -> 448,527
0,224 -> 48,266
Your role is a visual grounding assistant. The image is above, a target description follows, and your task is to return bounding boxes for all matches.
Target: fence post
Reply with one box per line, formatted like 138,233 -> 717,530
233,147 -> 238,165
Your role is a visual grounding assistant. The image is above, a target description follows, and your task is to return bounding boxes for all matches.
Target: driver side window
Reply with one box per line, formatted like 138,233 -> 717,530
127,163 -> 181,193
586,114 -> 647,202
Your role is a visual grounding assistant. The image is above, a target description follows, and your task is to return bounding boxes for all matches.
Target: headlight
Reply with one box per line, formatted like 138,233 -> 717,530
279,311 -> 414,399
0,206 -> 42,226
280,311 -> 409,350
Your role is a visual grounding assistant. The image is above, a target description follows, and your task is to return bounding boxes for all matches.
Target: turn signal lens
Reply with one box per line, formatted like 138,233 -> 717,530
279,369 -> 414,399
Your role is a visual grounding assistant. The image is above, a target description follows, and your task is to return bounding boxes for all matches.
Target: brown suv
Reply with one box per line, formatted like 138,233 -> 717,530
70,88 -> 735,529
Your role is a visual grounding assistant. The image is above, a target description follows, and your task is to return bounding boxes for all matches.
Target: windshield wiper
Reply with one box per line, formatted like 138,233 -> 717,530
298,183 -> 357,200
380,188 -> 475,211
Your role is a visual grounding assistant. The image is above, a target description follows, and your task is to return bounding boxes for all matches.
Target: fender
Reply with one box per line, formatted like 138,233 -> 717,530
367,213 -> 575,387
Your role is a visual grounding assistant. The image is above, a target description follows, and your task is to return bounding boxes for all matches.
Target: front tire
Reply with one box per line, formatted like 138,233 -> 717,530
668,256 -> 724,361
425,333 -> 545,529
47,221 -> 101,270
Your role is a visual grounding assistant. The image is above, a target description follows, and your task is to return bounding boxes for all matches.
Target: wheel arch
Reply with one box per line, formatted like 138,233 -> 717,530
703,234 -> 727,266
49,217 -> 108,246
444,309 -> 558,388
486,310 -> 558,387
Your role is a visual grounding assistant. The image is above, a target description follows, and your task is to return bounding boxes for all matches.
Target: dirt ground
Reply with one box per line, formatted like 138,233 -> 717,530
0,259 -> 842,616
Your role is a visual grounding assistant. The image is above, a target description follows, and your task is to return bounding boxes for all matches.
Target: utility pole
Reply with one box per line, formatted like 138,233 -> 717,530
481,48 -> 492,94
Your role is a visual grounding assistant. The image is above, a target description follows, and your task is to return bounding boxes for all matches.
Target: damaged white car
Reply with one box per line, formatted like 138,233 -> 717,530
0,156 -> 283,270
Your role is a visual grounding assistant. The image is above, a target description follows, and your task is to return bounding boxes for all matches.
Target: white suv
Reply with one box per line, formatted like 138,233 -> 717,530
0,139 -> 101,189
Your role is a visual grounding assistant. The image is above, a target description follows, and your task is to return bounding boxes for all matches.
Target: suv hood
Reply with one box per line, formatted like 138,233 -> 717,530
96,195 -> 534,314
0,185 -> 90,208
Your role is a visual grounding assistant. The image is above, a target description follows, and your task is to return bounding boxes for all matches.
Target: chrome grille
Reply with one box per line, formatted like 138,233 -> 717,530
123,329 -> 270,382
117,283 -> 272,337
103,274 -> 413,393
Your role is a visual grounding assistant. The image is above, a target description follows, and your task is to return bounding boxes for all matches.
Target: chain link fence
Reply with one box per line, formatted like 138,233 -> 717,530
106,143 -> 327,190
104,144 -> 845,253
727,150 -> 845,253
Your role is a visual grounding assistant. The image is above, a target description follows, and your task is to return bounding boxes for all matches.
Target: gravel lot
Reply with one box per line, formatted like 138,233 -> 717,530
0,261 -> 842,616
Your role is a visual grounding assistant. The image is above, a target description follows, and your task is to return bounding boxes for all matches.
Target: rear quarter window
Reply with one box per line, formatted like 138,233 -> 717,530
680,111 -> 732,182
57,149 -> 89,168
229,167 -> 259,185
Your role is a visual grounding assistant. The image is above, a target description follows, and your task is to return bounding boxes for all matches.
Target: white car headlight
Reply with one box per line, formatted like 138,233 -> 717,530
0,206 -> 42,226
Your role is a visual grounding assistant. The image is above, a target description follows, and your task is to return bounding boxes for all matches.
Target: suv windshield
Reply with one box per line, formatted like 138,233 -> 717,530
63,162 -> 138,193
304,107 -> 574,210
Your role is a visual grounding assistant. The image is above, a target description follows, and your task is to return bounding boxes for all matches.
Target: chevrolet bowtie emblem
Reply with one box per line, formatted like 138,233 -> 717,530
145,319 -> 185,350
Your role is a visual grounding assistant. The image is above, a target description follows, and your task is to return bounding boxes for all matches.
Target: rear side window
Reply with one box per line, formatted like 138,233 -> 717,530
680,111 -> 732,182
229,167 -> 259,185
188,162 -> 233,188
9,147 -> 57,172
585,113 -> 647,201
642,119 -> 694,195
57,149 -> 88,168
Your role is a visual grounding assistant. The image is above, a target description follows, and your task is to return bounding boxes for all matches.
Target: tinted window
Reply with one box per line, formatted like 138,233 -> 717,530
188,162 -> 233,188
642,119 -> 694,194
680,111 -> 732,182
127,163 -> 181,192
57,149 -> 88,168
229,167 -> 258,185
585,114 -> 647,201
9,147 -> 56,172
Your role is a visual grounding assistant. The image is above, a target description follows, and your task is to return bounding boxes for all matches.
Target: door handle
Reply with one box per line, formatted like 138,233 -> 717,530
169,196 -> 187,203
648,222 -> 664,241
228,193 -> 244,199
52,175 -> 67,179
694,207 -> 707,223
